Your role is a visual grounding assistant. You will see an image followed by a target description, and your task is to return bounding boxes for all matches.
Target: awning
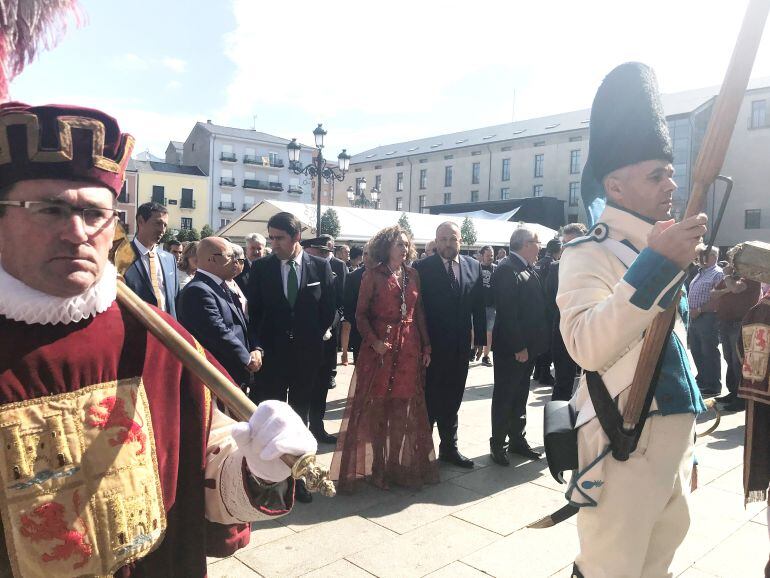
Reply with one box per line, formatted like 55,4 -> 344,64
217,200 -> 558,249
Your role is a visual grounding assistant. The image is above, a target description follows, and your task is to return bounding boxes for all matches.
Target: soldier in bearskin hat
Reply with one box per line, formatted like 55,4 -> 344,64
556,63 -> 709,576
0,102 -> 317,577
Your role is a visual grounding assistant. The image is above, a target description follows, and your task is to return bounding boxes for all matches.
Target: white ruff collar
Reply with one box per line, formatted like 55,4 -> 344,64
0,262 -> 117,325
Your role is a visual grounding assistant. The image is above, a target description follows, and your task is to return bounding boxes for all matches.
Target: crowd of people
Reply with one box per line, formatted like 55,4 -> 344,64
0,64 -> 768,577
115,62 -> 770,577
126,197 -> 770,497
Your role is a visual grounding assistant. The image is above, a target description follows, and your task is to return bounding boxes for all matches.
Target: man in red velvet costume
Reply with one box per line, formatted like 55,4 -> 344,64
0,102 -> 317,577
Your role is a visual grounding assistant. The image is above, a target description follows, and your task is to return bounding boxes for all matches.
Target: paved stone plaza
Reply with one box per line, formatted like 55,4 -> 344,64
209,360 -> 768,578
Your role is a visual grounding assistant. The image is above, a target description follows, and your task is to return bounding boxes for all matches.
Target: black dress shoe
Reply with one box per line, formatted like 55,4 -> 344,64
439,450 -> 474,469
295,479 -> 313,503
723,398 -> 745,412
311,429 -> 338,444
328,377 -> 337,390
508,441 -> 542,460
482,356 -> 493,367
490,445 -> 510,466
715,392 -> 736,404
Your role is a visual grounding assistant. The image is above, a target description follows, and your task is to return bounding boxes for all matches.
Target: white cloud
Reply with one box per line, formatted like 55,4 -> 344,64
161,57 -> 187,74
221,0 -> 770,156
165,80 -> 182,91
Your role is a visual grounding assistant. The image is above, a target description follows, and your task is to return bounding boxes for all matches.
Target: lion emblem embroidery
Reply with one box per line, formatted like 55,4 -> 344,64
87,394 -> 147,455
19,491 -> 92,569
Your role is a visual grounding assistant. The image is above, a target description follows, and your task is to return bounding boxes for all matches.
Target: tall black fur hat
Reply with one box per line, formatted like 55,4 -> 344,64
581,62 -> 673,225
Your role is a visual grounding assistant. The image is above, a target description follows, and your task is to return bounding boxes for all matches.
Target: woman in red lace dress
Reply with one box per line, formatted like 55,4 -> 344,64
331,226 -> 439,493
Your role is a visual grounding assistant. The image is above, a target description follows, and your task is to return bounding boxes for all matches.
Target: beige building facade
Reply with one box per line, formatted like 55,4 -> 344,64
341,80 -> 770,248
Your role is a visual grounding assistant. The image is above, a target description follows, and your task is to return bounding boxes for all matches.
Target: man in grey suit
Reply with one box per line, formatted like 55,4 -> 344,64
123,202 -> 179,318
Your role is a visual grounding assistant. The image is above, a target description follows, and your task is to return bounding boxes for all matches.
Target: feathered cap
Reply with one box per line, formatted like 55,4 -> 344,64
581,62 -> 673,225
0,102 -> 134,195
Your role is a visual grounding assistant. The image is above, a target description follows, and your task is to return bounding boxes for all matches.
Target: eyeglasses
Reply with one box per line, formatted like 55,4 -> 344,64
212,252 -> 236,262
0,200 -> 118,231
235,258 -> 245,264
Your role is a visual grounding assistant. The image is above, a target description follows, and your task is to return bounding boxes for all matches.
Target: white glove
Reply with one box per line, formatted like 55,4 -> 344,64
323,328 -> 332,341
231,400 -> 318,483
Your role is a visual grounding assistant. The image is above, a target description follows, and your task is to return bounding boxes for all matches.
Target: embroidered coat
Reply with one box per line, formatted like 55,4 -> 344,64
0,299 -> 294,577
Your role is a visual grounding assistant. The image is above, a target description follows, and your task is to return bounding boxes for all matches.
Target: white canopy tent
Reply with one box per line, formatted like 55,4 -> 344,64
217,200 -> 558,250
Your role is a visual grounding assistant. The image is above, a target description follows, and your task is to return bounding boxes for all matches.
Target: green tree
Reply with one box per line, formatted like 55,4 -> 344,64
185,228 -> 201,241
176,229 -> 188,242
320,207 -> 341,238
461,216 -> 477,248
160,228 -> 178,245
200,224 -> 214,239
398,213 -> 413,236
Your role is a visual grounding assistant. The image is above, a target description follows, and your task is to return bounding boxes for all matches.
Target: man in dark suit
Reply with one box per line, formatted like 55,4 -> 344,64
341,243 -> 373,365
246,213 -> 335,425
234,232 -> 266,293
489,226 -> 550,466
247,213 -> 335,503
414,222 -> 486,469
177,237 -> 257,387
123,202 -> 179,318
302,235 -> 347,443
545,223 -> 587,401
532,238 -> 562,386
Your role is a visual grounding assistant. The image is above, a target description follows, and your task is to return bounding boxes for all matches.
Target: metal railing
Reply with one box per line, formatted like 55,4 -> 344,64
220,152 -> 237,162
218,201 -> 236,211
219,177 -> 236,186
243,155 -> 285,167
244,179 -> 283,191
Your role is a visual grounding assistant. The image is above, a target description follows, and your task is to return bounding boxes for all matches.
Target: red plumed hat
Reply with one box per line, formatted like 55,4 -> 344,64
0,102 -> 134,195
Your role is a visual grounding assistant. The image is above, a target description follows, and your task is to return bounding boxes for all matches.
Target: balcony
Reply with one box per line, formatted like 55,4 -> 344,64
151,197 -> 167,206
287,185 -> 303,195
219,177 -> 236,187
242,203 -> 253,212
180,200 -> 196,209
220,152 -> 237,162
243,179 -> 283,192
218,201 -> 236,211
243,155 -> 285,168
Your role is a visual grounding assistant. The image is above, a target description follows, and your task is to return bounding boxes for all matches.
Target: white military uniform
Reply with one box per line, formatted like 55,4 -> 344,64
557,204 -> 705,578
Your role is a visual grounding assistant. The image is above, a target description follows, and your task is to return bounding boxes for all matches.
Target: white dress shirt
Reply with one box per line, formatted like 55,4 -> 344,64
133,238 -> 166,295
280,250 -> 304,298
441,255 -> 460,283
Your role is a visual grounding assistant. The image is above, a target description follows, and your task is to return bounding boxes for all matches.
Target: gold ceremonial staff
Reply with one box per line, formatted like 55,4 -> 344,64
621,0 -> 770,437
111,234 -> 335,497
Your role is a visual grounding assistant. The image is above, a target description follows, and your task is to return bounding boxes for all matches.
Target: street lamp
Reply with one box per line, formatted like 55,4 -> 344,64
347,178 -> 380,209
287,124 -> 350,233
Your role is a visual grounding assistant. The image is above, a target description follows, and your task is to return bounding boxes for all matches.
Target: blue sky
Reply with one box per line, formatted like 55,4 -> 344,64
11,0 -> 770,159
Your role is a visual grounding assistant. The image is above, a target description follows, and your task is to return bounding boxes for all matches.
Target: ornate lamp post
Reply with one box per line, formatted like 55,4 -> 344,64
346,178 -> 380,208
287,124 -> 350,233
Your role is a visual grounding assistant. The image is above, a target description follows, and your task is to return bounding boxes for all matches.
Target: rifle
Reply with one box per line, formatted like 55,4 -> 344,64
622,0 -> 770,442
530,0 -> 770,529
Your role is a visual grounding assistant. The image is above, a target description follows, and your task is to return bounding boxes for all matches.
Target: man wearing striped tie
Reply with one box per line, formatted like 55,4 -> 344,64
123,201 -> 180,318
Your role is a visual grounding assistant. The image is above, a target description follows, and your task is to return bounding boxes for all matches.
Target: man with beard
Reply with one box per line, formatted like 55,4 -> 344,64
414,222 -> 486,468
558,63 -> 707,576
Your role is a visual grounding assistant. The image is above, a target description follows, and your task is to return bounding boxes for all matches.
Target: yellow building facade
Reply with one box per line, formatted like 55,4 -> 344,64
134,160 -> 210,235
